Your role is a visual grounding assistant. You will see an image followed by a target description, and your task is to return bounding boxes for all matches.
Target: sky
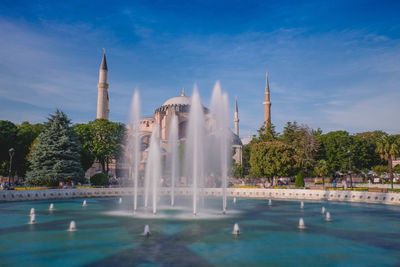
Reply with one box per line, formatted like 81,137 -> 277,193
0,0 -> 399,136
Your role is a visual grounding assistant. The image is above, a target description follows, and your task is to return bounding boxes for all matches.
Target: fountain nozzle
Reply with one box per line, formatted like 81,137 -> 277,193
233,223 -> 240,235
143,225 -> 151,237
68,221 -> 76,232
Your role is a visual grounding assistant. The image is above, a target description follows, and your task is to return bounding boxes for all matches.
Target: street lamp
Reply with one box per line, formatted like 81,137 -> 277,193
8,148 -> 15,185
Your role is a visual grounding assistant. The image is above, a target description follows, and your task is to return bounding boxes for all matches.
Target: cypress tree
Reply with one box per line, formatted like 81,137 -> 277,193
26,110 -> 85,186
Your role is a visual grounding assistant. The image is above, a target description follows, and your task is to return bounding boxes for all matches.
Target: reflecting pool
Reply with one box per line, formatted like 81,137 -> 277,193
1,197 -> 400,266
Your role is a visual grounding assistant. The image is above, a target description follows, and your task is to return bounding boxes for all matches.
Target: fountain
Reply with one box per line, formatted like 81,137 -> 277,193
118,198 -> 122,204
82,200 -> 87,207
118,83 -> 232,219
233,197 -> 237,204
298,218 -> 305,229
209,82 -> 230,214
30,208 -> 35,215
321,206 -> 326,215
144,125 -> 162,215
300,201 -> 304,209
168,115 -> 179,207
68,221 -> 76,232
186,86 -> 205,216
127,90 -> 141,212
143,225 -> 151,237
326,212 -> 331,221
233,223 -> 240,235
268,199 -> 272,206
29,213 -> 36,224
49,203 -> 54,211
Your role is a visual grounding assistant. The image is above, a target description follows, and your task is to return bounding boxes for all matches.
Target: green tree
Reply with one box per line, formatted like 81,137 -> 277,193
75,119 -> 125,174
376,135 -> 400,189
318,131 -> 350,174
249,141 -> 300,181
14,122 -> 43,177
241,144 -> 251,176
295,171 -> 305,187
250,124 -> 278,144
372,165 -> 388,176
281,121 -> 321,175
90,173 -> 109,186
232,163 -> 245,178
25,110 -> 85,186
0,120 -> 18,176
314,159 -> 329,188
74,123 -> 96,171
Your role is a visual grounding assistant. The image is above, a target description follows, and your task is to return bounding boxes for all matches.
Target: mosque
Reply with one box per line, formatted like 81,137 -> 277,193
90,51 -> 272,178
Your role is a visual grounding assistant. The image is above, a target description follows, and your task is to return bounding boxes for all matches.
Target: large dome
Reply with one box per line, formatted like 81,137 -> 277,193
162,95 -> 191,106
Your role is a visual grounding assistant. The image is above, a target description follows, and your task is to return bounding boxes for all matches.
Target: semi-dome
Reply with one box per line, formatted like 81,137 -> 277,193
162,95 -> 191,106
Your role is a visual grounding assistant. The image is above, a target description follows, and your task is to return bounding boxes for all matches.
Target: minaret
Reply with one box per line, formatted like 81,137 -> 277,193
97,50 -> 109,120
263,72 -> 271,130
234,96 -> 239,136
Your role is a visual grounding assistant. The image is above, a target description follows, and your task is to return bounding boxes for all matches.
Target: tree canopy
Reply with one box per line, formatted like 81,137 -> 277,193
250,140 -> 300,180
25,110 -> 84,186
74,119 -> 125,173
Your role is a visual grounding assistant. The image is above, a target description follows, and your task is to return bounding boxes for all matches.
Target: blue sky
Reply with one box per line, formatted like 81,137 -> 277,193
0,0 -> 399,136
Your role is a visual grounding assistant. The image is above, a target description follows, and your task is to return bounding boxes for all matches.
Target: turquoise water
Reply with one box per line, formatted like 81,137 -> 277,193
0,197 -> 400,266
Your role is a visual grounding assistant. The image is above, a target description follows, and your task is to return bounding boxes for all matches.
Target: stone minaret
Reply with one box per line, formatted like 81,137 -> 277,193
263,72 -> 271,130
97,50 -> 109,120
234,96 -> 239,136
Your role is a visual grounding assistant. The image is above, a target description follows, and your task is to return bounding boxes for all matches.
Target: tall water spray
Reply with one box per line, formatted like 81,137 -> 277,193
186,86 -> 205,215
168,115 -> 179,206
127,91 -> 141,212
144,125 -> 162,214
209,82 -> 231,214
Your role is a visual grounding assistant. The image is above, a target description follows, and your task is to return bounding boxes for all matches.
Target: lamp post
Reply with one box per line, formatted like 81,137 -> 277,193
347,150 -> 353,189
8,148 -> 15,185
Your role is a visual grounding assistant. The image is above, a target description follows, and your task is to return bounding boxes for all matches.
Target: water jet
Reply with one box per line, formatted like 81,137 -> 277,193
68,221 -> 76,232
298,218 -> 306,229
326,212 -> 331,221
233,223 -> 240,235
143,225 -> 151,237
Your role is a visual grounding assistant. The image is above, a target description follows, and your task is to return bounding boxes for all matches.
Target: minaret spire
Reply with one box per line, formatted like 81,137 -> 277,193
263,72 -> 271,131
234,96 -> 239,136
181,87 -> 185,96
97,50 -> 109,120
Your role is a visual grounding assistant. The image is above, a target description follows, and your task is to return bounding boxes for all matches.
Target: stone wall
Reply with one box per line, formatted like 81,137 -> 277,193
1,188 -> 400,206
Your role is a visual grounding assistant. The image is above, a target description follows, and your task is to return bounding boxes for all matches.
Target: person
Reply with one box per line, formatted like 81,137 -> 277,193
342,179 -> 347,190
332,178 -> 337,190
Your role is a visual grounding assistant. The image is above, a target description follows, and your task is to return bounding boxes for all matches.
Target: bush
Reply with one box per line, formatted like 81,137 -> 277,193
295,171 -> 305,187
90,173 -> 108,186
232,163 -> 245,178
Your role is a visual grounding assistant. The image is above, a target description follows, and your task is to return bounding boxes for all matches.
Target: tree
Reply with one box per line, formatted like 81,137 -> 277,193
25,110 -> 85,186
75,119 -> 125,174
241,144 -> 251,176
314,159 -> 329,188
250,124 -> 278,145
318,131 -> 355,175
295,171 -> 305,187
74,123 -> 96,171
249,141 -> 300,181
281,121 -> 321,175
14,122 -> 43,177
376,135 -> 400,189
0,121 -> 18,176
232,163 -> 245,178
90,173 -> 108,186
